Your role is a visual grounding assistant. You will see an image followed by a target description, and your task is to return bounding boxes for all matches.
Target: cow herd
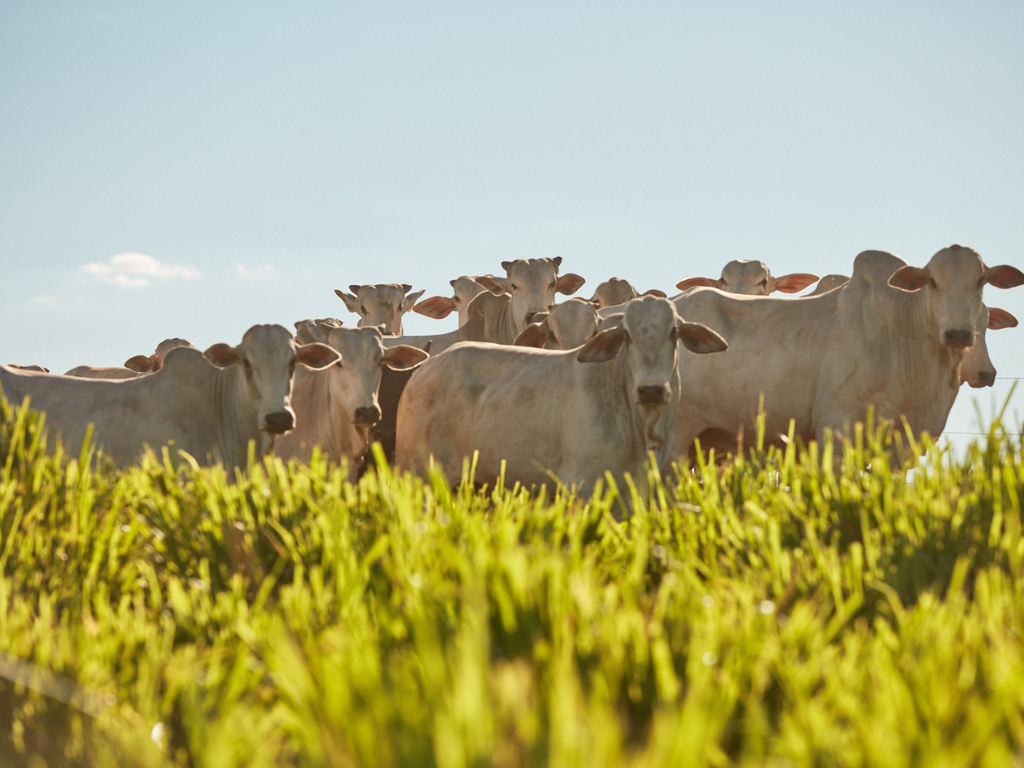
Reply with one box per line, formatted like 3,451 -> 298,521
1,245 -> 1021,495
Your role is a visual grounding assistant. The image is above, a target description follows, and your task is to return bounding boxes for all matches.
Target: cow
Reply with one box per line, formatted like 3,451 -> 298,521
670,245 -> 1024,461
274,324 -> 428,478
412,276 -> 490,327
676,260 -> 820,296
808,274 -> 851,296
65,338 -> 195,379
0,325 -> 339,468
513,298 -> 601,350
7,364 -> 49,373
335,284 -> 426,336
396,296 -> 728,496
589,278 -> 667,309
457,257 -> 586,346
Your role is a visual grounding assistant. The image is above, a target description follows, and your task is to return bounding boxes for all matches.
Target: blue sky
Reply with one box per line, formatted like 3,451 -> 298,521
2,2 -> 1023,443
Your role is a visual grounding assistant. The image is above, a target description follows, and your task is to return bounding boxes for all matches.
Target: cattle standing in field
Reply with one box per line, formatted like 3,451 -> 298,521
670,246 -> 1024,459
589,278 -> 667,309
412,276 -> 490,327
396,296 -> 727,495
65,338 -> 195,379
513,298 -> 601,350
0,325 -> 339,468
335,284 -> 425,336
676,260 -> 820,296
274,324 -> 428,478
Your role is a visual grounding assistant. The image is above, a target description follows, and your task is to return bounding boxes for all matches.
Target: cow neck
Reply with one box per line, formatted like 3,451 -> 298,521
318,366 -> 357,460
211,364 -> 263,468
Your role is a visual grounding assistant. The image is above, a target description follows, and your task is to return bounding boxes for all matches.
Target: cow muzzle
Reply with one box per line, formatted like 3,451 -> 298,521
943,328 -> 974,348
973,370 -> 996,388
263,410 -> 295,434
354,405 -> 381,428
637,384 -> 669,405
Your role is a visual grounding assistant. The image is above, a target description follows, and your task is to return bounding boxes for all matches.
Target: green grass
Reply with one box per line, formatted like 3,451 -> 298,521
2,393 -> 1024,767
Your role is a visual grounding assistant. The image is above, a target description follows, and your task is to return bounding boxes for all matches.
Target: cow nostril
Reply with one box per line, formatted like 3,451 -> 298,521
943,329 -> 974,347
978,371 -> 996,387
264,411 -> 294,434
637,385 -> 667,405
354,406 -> 381,427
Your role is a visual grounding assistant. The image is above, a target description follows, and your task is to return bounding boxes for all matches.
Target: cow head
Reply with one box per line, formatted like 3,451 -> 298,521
961,306 -> 1017,388
676,259 -> 819,296
324,326 -> 430,433
124,337 -> 194,374
334,284 -> 425,336
888,245 -> 1024,349
808,273 -> 850,296
513,298 -> 600,350
577,296 -> 727,409
204,325 -> 340,449
413,275 -> 490,328
475,258 -> 586,331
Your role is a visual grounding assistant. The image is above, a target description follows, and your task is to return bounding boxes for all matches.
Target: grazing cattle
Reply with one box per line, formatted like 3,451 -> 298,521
961,305 -> 1017,388
676,260 -> 820,296
0,325 -> 339,468
396,296 -> 727,496
513,298 -> 601,350
671,246 -> 1024,459
458,258 -> 587,345
274,325 -> 428,478
589,278 -> 666,309
66,338 -> 194,379
413,276 -> 489,327
335,284 -> 425,336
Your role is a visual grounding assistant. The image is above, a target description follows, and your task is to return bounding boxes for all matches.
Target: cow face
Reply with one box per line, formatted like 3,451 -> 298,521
324,327 -> 429,433
335,284 -> 425,336
413,276 -> 489,327
889,245 -> 1024,349
205,325 -> 340,448
513,298 -> 601,350
677,260 -> 819,296
476,258 -> 586,331
961,305 -> 1017,388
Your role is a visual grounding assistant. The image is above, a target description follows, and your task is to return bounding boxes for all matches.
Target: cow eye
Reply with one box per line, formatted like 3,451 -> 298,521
360,304 -> 367,313
759,279 -> 768,287
511,284 -> 519,291
454,296 -> 461,303
928,277 -> 937,289
549,282 -> 556,290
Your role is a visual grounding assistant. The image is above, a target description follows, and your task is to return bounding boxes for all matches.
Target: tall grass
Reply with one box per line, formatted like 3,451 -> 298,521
1,393 -> 1023,767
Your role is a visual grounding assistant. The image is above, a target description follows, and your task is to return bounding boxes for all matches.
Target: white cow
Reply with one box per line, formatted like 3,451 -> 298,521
335,284 -> 425,336
589,278 -> 667,309
513,298 -> 601,350
65,338 -> 195,379
412,276 -> 490,327
676,260 -> 820,296
396,296 -> 727,495
671,246 -> 1024,459
274,324 -> 428,478
0,325 -> 338,468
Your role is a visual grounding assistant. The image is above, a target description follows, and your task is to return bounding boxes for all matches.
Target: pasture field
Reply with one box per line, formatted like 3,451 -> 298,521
1,395 -> 1024,767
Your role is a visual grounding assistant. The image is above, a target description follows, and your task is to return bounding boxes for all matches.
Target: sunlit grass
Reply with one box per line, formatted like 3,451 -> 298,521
1,393 -> 1023,766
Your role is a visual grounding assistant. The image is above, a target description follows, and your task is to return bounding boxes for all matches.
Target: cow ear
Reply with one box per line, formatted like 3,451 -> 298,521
676,321 -> 728,355
987,307 -> 1018,330
381,344 -> 429,371
205,343 -> 241,368
675,277 -> 720,291
985,264 -> 1024,289
577,327 -> 628,363
888,266 -> 929,291
500,261 -> 513,273
642,288 -> 667,298
124,354 -> 156,372
513,323 -> 548,348
296,342 -> 341,370
772,273 -> 820,294
556,273 -> 586,295
335,289 -> 360,313
414,295 -> 457,319
477,275 -> 510,295
401,289 -> 426,311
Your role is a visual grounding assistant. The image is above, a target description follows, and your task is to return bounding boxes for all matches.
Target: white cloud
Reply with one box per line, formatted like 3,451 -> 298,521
33,296 -> 56,305
80,253 -> 202,288
236,263 -> 275,279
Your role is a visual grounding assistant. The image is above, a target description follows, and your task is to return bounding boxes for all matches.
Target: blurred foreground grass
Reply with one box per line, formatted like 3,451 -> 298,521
2,394 -> 1024,767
